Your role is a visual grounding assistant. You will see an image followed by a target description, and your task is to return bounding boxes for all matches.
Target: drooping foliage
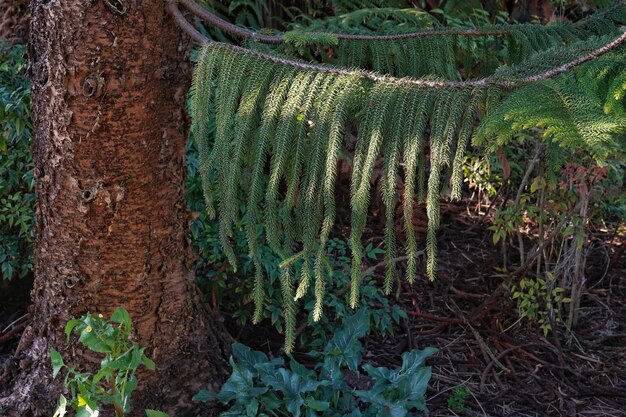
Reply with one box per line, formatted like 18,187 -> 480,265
476,53 -> 626,161
189,4 -> 626,350
274,1 -> 626,78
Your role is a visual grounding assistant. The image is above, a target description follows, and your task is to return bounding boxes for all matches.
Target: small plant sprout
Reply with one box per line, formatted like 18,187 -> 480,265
447,385 -> 471,413
50,307 -> 169,417
511,273 -> 571,336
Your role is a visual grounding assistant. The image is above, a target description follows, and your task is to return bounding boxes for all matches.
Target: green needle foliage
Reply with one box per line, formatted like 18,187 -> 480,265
275,1 -> 626,78
190,2 -> 626,352
476,52 -> 626,161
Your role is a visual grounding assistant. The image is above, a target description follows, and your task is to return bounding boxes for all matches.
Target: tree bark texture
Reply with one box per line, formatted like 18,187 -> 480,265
0,0 -> 229,415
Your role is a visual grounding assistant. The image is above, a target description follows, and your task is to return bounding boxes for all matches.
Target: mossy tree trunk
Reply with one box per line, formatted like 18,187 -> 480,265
0,0 -> 229,415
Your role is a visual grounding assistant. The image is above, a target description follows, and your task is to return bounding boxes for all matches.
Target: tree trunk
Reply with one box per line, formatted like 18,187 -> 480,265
0,0 -> 229,415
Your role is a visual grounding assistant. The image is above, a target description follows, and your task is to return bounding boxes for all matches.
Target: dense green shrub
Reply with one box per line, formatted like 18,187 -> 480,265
0,40 -> 34,280
195,310 -> 436,417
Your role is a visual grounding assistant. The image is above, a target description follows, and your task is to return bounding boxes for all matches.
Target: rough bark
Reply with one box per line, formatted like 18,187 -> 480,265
0,0 -> 229,415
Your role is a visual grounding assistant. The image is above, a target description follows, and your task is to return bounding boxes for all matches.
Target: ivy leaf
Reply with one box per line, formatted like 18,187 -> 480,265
259,368 -> 324,417
232,343 -> 283,373
191,390 -> 215,403
354,390 -> 408,417
245,399 -> 259,416
358,348 -> 436,414
305,398 -> 329,412
211,357 -> 268,405
321,309 -> 369,371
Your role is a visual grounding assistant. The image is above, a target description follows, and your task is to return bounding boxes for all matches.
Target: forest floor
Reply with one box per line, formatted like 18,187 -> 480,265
231,202 -> 626,417
1,202 -> 624,417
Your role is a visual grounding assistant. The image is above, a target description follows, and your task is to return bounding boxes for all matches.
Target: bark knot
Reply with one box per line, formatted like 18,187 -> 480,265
104,0 -> 127,15
82,71 -> 105,98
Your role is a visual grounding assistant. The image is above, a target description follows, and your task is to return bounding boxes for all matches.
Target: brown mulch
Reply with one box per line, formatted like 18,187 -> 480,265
1,202 -> 624,417
0,276 -> 31,375
372,209 -> 626,417
231,201 -> 626,417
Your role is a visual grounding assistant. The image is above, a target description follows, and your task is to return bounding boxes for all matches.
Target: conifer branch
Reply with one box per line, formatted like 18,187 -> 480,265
176,0 -> 284,44
518,31 -> 626,82
174,0 -> 625,43
180,0 -> 626,352
168,0 -> 626,90
166,0 -> 210,44
176,0 -> 505,40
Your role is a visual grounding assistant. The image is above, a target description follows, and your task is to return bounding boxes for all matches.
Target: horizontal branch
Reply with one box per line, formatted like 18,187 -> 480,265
176,0 -> 625,43
177,0 -> 284,44
167,1 -> 626,89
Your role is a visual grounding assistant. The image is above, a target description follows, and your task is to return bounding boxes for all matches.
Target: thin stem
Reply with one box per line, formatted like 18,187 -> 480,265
177,0 -> 284,44
513,141 -> 545,210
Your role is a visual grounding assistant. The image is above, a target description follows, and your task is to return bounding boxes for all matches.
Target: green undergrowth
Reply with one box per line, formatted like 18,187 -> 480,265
187,139 -> 407,348
195,310 -> 437,417
0,40 -> 34,281
51,308 -> 169,417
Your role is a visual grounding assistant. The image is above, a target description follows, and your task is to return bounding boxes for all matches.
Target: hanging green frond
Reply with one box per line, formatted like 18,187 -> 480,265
279,265 -> 296,353
189,23 -> 626,352
476,53 -> 626,162
401,88 -> 433,285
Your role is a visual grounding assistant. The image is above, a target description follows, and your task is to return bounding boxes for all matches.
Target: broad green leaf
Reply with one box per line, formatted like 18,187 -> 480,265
103,350 -> 132,370
92,367 -> 113,385
129,347 -> 144,369
76,405 -> 100,417
50,348 -> 64,378
231,343 -> 270,372
191,390 -> 214,403
259,368 -> 326,417
245,399 -> 259,416
232,343 -> 284,377
305,398 -> 330,411
141,355 -> 156,371
212,357 -> 268,404
321,309 -> 369,371
110,307 -> 132,333
122,374 -> 139,397
64,319 -> 82,340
